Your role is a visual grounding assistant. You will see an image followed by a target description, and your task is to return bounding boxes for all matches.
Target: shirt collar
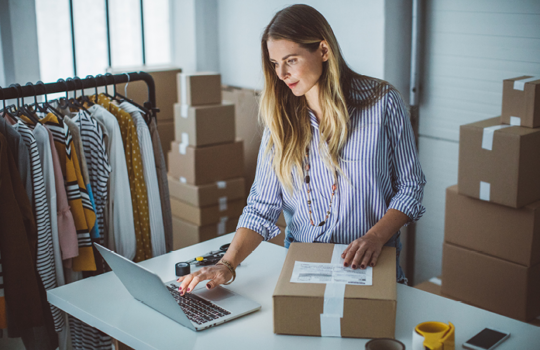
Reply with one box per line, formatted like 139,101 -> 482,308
308,109 -> 319,129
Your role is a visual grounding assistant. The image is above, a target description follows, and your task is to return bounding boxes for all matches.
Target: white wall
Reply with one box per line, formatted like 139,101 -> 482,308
216,0 -> 386,91
414,0 -> 540,283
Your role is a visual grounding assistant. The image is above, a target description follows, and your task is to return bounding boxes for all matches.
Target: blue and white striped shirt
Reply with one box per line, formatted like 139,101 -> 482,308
237,82 -> 426,245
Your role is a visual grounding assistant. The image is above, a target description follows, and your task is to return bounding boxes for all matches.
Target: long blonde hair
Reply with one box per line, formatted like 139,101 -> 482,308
260,4 -> 389,194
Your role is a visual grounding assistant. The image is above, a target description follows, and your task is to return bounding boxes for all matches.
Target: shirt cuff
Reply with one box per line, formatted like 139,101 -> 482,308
236,213 -> 282,241
387,193 -> 426,225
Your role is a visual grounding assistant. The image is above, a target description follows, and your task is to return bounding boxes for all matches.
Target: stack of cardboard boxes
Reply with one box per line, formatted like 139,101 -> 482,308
442,76 -> 540,322
168,73 -> 245,249
107,66 -> 181,160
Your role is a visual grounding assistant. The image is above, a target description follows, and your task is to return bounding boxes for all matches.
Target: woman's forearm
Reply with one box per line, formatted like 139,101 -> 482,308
222,227 -> 264,268
367,208 -> 410,243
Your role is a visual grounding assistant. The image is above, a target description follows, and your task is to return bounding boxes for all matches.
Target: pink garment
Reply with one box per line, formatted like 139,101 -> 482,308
46,128 -> 79,262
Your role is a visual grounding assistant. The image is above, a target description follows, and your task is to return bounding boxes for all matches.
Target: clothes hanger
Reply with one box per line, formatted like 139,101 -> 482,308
25,82 -> 48,114
114,73 -> 151,118
104,73 -> 121,102
10,83 -> 41,124
36,80 -> 63,117
0,86 -> 9,119
74,76 -> 94,107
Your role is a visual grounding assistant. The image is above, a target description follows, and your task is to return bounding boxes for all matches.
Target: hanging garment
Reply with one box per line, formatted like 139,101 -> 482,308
28,122 -> 65,287
7,118 -> 64,332
0,116 -> 33,205
87,104 -> 135,259
45,127 -> 78,263
64,116 -> 99,240
0,133 -> 42,335
94,95 -> 152,262
40,113 -> 97,271
71,111 -> 111,245
148,117 -> 173,252
120,102 -> 165,257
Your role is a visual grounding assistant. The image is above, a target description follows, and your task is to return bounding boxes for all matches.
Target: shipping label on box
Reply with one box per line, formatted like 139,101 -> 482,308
442,242 -> 540,322
168,140 -> 244,185
458,117 -> 540,208
177,72 -> 222,106
168,175 -> 245,207
273,243 -> 396,338
445,185 -> 540,266
173,102 -> 235,147
501,76 -> 540,128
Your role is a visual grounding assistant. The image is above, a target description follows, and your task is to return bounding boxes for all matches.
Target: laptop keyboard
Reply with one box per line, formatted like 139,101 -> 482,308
166,284 -> 231,325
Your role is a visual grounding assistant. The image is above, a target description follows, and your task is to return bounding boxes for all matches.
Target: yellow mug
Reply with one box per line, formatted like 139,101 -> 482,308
412,321 -> 455,350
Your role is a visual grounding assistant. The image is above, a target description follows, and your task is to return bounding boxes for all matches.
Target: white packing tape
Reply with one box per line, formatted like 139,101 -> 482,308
480,181 -> 490,201
180,177 -> 187,184
513,76 -> 539,91
217,217 -> 228,235
216,181 -> 227,189
219,196 -> 228,211
178,133 -> 189,155
320,283 -> 346,337
481,125 -> 511,151
180,73 -> 188,105
319,245 -> 348,337
181,104 -> 189,118
429,277 -> 442,286
412,330 -> 427,350
510,116 -> 521,126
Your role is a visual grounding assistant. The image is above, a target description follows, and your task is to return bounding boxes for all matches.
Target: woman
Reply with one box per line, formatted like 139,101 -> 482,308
178,4 -> 426,294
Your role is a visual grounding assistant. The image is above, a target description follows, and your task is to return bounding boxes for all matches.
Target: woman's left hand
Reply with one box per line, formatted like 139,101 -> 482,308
341,231 -> 385,269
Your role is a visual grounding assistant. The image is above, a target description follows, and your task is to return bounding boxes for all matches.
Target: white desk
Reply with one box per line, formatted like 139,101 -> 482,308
48,234 -> 540,349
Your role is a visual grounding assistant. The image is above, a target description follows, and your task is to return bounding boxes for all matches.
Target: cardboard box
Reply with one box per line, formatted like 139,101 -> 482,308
177,72 -> 221,106
168,140 -> 244,185
273,243 -> 396,338
222,86 -> 263,194
174,102 -> 235,147
108,65 -> 181,121
441,242 -> 540,321
501,76 -> 540,128
157,120 -> 175,169
458,117 -> 540,208
446,185 -> 540,266
170,197 -> 245,226
172,216 -> 239,250
168,175 -> 245,207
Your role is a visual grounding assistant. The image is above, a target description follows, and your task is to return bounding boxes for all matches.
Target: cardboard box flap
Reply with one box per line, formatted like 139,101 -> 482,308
463,117 -> 539,137
274,243 -> 396,301
505,76 -> 540,85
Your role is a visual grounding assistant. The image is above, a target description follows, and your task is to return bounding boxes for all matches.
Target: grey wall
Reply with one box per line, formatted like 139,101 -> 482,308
414,0 -> 540,283
215,0 -> 387,90
0,0 -> 40,86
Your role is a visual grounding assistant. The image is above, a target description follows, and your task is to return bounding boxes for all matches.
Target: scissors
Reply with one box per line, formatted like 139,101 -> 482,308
185,243 -> 231,266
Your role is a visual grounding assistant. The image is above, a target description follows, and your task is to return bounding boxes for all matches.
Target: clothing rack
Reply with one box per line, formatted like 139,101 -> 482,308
0,71 -> 159,120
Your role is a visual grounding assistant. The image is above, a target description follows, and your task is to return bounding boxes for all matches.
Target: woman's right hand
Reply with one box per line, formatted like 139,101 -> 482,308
176,264 -> 233,295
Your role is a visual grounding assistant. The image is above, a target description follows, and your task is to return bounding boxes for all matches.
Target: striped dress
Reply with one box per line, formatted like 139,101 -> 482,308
12,120 -> 63,332
71,111 -> 112,243
237,81 -> 426,251
40,113 -> 97,271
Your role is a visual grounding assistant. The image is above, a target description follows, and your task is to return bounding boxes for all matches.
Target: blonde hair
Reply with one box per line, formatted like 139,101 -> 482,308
260,4 -> 389,194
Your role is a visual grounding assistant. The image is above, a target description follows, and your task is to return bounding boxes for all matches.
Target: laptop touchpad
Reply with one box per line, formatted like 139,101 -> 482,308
195,286 -> 235,302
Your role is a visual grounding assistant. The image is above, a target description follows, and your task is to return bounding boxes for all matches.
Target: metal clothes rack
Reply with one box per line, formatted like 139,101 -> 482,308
0,71 -> 159,121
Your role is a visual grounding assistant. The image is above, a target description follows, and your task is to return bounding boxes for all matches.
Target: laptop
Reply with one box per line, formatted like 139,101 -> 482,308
93,243 -> 261,331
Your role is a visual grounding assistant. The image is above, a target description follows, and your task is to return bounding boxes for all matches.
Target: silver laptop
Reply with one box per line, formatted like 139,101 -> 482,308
94,243 -> 261,331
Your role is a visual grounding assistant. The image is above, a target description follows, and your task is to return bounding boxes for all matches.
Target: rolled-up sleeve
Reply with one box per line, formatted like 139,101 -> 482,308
385,88 -> 427,224
236,129 -> 283,240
